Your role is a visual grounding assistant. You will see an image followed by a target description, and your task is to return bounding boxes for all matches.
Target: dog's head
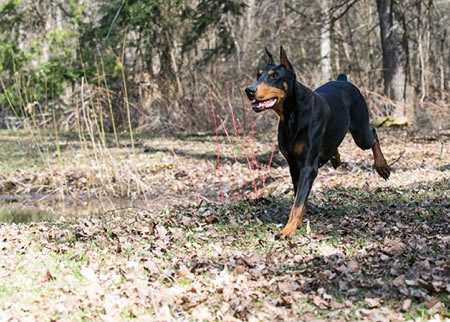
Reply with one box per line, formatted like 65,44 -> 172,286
245,46 -> 295,116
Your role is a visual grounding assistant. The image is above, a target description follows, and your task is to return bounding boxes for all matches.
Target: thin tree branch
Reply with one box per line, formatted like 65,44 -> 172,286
105,0 -> 127,42
330,0 -> 359,23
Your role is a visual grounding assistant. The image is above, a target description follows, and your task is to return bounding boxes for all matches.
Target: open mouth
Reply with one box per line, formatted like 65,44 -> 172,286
251,98 -> 278,112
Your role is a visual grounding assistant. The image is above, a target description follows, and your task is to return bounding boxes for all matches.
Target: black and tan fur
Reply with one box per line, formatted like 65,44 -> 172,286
245,47 -> 390,239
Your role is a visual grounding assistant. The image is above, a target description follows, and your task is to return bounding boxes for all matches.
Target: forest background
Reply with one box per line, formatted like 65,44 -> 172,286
0,0 -> 448,135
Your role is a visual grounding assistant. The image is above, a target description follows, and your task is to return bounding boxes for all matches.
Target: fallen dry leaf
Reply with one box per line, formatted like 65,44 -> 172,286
365,297 -> 381,308
80,266 -> 98,283
402,298 -> 412,311
205,215 -> 219,224
44,270 -> 55,282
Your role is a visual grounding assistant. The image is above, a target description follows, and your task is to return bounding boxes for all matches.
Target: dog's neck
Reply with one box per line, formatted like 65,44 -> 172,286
281,81 -> 313,122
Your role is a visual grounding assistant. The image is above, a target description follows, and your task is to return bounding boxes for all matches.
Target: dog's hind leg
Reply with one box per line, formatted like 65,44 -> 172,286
349,96 -> 390,179
349,127 -> 390,179
330,149 -> 342,169
371,129 -> 391,179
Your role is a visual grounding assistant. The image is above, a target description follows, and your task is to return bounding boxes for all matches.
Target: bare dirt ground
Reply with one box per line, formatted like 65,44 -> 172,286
0,128 -> 449,320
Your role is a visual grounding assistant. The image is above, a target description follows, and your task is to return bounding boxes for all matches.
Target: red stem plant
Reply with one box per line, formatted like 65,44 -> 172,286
209,92 -> 224,202
263,118 -> 280,191
246,99 -> 266,193
218,117 -> 239,201
238,120 -> 263,195
219,118 -> 238,164
226,82 -> 259,198
208,83 -> 280,202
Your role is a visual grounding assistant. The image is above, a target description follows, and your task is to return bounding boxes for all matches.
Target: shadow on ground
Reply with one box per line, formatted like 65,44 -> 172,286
180,179 -> 449,310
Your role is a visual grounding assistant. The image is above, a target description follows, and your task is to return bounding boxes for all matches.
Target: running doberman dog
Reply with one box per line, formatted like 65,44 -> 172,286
245,46 -> 391,239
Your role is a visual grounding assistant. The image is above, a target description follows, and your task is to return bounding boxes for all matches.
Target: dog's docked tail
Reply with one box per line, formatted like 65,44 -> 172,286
337,74 -> 347,81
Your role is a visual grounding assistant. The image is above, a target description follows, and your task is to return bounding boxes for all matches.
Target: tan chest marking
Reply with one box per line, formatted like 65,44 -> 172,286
293,142 -> 305,155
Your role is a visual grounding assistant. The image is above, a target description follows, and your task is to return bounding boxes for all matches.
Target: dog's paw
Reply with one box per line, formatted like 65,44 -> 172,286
375,160 -> 391,180
330,151 -> 342,169
276,225 -> 297,240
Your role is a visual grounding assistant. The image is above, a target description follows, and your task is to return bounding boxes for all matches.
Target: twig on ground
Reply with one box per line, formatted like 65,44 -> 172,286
102,206 -> 153,216
389,150 -> 405,167
439,141 -> 445,160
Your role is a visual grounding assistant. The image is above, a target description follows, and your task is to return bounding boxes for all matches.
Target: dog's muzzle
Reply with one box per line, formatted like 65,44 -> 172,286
245,86 -> 256,100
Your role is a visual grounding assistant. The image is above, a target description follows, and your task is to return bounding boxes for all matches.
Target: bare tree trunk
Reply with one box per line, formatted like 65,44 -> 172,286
376,0 -> 408,119
320,0 -> 331,81
416,0 -> 428,102
367,0 -> 376,90
169,38 -> 184,97
280,0 -> 285,21
227,12 -> 241,73
244,0 -> 255,53
423,0 -> 432,100
332,18 -> 341,74
439,33 -> 446,101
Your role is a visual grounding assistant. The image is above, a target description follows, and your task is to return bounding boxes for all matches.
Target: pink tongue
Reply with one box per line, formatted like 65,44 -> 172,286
262,98 -> 276,107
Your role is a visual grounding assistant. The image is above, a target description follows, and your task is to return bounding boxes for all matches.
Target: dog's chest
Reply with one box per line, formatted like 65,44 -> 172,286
278,123 -> 309,158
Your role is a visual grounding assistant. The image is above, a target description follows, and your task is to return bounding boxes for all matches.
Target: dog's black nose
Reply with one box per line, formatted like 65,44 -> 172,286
245,86 -> 256,99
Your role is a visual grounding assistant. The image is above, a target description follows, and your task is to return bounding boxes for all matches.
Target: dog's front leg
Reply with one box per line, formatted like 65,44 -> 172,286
286,157 -> 300,194
278,161 -> 318,239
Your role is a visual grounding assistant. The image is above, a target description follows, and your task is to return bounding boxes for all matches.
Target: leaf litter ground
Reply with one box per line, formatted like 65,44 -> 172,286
0,128 -> 449,320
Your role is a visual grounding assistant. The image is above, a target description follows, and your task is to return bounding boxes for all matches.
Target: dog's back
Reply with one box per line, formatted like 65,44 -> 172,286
316,74 -> 376,151
314,74 -> 363,111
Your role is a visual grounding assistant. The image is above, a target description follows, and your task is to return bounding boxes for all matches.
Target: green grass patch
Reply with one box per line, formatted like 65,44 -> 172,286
0,206 -> 57,223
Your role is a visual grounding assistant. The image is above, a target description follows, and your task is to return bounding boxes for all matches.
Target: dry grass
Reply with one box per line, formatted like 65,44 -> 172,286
0,127 -> 448,206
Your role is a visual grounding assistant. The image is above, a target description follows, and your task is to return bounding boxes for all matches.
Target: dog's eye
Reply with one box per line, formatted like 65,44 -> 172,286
256,70 -> 263,78
272,72 -> 279,80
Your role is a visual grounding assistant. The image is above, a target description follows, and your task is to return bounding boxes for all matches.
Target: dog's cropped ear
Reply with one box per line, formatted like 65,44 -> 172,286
264,46 -> 275,65
280,46 -> 293,73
